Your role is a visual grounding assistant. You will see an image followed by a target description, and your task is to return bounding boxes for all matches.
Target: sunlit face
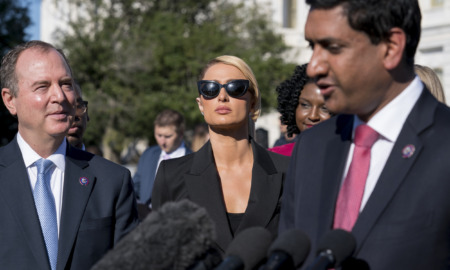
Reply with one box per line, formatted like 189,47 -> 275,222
305,6 -> 390,121
154,125 -> 183,154
67,91 -> 89,148
1,48 -> 76,143
295,82 -> 332,132
196,63 -> 254,130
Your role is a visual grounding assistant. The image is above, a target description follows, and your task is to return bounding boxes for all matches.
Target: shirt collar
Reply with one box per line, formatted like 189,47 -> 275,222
160,141 -> 186,159
353,76 -> 423,142
17,132 -> 67,171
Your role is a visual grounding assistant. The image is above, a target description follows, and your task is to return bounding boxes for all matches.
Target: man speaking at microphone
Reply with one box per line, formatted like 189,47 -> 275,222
280,0 -> 450,269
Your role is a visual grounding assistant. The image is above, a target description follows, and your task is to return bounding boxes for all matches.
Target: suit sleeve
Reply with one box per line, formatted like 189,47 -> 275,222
151,160 -> 168,211
132,168 -> 142,202
278,138 -> 300,233
114,169 -> 139,244
133,150 -> 149,202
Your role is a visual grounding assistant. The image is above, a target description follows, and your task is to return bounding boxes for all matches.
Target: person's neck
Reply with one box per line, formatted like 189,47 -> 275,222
19,130 -> 64,158
358,70 -> 415,122
209,131 -> 252,166
164,140 -> 183,155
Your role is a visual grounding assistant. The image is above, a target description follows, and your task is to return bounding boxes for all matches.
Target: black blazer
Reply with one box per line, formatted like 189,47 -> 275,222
0,138 -> 139,270
279,89 -> 450,269
152,139 -> 290,254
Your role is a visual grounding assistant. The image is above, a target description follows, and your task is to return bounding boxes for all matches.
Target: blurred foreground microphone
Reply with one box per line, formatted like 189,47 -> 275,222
306,229 -> 356,270
92,199 -> 221,270
215,227 -> 272,270
260,229 -> 311,270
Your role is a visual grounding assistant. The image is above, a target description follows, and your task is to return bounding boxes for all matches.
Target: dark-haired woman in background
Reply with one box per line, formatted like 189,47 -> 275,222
269,63 -> 333,156
152,55 -> 290,255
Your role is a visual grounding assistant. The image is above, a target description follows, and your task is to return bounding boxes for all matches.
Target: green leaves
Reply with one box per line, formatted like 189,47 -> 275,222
0,0 -> 30,146
59,0 -> 295,157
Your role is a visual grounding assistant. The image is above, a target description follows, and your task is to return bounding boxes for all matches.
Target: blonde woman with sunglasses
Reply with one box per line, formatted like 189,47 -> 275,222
152,55 -> 290,255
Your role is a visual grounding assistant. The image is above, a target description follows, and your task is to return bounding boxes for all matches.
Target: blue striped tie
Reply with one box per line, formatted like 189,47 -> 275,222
34,159 -> 58,270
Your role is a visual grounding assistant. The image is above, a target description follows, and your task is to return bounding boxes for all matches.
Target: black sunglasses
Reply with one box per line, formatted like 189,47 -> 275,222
197,80 -> 250,99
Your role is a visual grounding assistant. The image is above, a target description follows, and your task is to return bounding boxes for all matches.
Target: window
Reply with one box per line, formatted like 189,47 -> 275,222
434,68 -> 443,82
431,0 -> 444,7
283,0 -> 297,28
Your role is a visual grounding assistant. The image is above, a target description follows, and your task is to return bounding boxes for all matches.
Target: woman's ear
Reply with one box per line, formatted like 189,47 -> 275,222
196,97 -> 204,115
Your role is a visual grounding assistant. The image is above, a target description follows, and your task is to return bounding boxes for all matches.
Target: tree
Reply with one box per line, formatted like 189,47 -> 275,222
57,0 -> 296,162
0,0 -> 31,146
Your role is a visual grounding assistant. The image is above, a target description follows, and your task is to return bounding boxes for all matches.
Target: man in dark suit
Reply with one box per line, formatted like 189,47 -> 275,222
279,0 -> 450,269
133,109 -> 192,213
66,81 -> 89,150
0,40 -> 139,270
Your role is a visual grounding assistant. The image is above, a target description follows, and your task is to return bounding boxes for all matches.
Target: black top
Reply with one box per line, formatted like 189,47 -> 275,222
152,139 -> 291,255
227,212 -> 245,236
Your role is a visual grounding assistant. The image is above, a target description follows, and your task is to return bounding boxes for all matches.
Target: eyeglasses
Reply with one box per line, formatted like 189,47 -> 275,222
76,100 -> 88,115
197,80 -> 250,99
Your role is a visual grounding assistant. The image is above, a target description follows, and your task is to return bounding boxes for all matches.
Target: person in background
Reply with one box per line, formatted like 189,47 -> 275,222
0,40 -> 138,270
280,0 -> 450,269
152,55 -> 290,255
133,109 -> 192,211
269,63 -> 332,156
66,81 -> 89,150
272,123 -> 296,147
415,64 -> 446,103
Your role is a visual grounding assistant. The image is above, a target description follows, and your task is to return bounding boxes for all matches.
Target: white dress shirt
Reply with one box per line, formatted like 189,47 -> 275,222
17,133 -> 66,236
341,76 -> 424,211
155,141 -> 187,176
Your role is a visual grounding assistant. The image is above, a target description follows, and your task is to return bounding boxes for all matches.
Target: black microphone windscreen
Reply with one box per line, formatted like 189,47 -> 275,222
92,199 -> 217,270
268,229 -> 311,268
316,229 -> 356,267
225,227 -> 273,270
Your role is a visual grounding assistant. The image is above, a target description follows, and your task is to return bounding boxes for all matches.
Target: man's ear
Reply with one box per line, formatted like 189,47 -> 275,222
383,27 -> 406,70
1,88 -> 17,116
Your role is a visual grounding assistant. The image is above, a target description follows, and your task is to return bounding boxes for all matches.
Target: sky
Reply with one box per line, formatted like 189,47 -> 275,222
20,0 -> 41,40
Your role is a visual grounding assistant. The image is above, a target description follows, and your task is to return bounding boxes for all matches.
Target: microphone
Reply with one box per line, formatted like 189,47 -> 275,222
215,227 -> 273,270
91,199 -> 220,270
259,229 -> 311,270
306,229 -> 356,270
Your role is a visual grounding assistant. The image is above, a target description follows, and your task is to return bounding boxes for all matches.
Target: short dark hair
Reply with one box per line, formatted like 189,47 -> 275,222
276,64 -> 311,137
154,109 -> 185,135
306,0 -> 421,66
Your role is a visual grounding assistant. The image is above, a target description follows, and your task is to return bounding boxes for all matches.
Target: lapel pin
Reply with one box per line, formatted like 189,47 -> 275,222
402,144 -> 415,158
79,177 -> 89,186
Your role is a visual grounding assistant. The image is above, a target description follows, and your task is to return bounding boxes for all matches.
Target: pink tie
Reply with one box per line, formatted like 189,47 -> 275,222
333,124 -> 379,231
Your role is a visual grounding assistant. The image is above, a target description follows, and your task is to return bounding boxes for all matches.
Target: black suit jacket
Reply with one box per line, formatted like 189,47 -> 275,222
133,143 -> 192,205
279,89 -> 450,269
152,139 -> 290,254
0,138 -> 139,270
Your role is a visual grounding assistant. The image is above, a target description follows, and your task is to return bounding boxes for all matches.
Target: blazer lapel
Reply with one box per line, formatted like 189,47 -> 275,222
237,141 -> 283,233
0,139 -> 51,269
317,115 -> 353,242
57,147 -> 96,270
352,90 -> 435,253
183,142 -> 232,253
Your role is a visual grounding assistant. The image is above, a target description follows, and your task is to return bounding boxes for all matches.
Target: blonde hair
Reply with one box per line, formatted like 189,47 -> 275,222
415,64 -> 446,103
199,55 -> 261,121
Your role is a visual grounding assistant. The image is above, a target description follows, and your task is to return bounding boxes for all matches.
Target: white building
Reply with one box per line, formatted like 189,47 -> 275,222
416,0 -> 450,102
252,0 -> 449,101
38,0 -> 449,147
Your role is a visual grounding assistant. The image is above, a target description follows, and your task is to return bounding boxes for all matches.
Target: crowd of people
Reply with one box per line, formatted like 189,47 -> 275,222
1,0 -> 449,269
